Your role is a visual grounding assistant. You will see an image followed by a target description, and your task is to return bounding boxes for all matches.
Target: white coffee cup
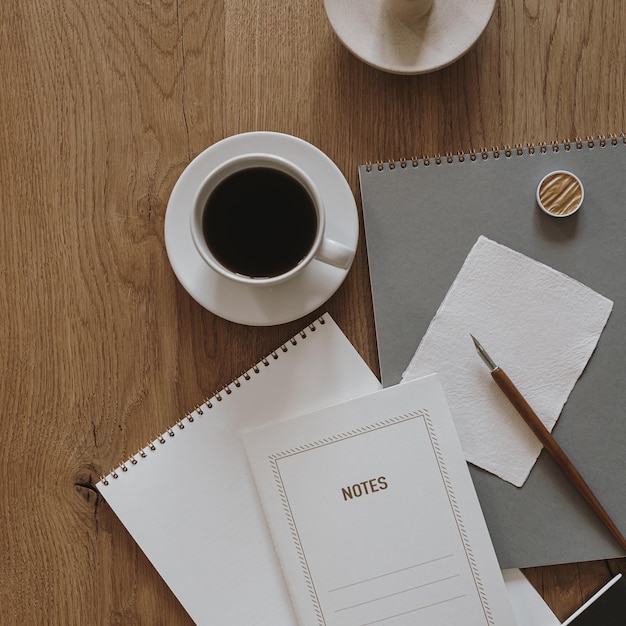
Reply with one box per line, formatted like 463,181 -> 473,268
190,153 -> 353,286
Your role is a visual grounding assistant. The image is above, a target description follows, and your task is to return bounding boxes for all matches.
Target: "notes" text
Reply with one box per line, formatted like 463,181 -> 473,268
341,477 -> 388,501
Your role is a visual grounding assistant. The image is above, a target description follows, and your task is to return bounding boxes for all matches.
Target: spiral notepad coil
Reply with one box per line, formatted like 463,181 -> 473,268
364,133 -> 626,172
99,316 -> 327,486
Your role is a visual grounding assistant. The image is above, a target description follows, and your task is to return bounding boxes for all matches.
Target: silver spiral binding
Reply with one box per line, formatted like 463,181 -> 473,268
98,316 -> 327,486
364,133 -> 626,172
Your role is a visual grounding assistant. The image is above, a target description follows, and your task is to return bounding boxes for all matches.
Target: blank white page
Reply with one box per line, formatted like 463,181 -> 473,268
97,315 -> 381,625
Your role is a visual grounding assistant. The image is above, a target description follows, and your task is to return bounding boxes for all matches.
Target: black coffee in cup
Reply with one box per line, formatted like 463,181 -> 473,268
202,167 -> 318,278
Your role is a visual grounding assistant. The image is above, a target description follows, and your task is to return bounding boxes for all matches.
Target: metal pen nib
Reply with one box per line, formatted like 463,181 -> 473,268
470,334 -> 498,372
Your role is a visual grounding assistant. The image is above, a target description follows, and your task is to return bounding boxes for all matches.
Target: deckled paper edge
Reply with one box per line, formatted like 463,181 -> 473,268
402,235 -> 614,487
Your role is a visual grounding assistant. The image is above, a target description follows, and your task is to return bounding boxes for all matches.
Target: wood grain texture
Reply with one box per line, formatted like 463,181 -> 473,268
1,0 -> 625,622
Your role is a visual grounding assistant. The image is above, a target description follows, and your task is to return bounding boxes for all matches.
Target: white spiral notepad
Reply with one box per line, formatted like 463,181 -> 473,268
96,315 -> 382,625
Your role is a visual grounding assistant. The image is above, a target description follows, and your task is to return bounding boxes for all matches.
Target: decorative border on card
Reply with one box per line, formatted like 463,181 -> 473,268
268,410 -> 495,626
421,412 -> 495,626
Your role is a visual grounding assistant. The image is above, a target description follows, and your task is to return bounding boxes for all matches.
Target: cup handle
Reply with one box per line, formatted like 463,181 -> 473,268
315,237 -> 353,269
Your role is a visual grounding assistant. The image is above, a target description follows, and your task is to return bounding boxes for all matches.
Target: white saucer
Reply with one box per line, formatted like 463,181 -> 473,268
324,0 -> 495,75
164,132 -> 358,326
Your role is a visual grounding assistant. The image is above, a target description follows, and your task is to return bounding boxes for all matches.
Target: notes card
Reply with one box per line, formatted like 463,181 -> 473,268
243,374 -> 516,626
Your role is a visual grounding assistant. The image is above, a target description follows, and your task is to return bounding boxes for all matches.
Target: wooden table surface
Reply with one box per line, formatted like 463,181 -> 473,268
2,0 -> 626,622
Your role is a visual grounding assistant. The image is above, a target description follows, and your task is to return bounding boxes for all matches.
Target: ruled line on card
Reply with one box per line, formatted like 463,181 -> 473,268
328,553 -> 454,593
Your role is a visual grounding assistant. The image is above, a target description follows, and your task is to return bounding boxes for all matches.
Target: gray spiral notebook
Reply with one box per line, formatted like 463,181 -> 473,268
359,136 -> 626,568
